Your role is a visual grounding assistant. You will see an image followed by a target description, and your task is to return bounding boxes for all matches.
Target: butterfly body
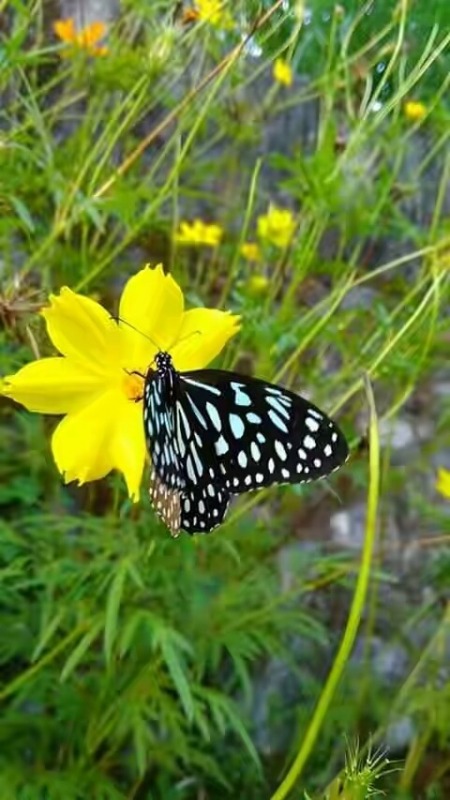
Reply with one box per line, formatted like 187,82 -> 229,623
144,352 -> 348,536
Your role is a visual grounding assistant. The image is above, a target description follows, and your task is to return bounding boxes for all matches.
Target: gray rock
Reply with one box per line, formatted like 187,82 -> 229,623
59,0 -> 119,25
352,636 -> 409,684
330,503 -> 400,550
378,416 -> 433,466
385,716 -> 416,753
341,287 -> 380,311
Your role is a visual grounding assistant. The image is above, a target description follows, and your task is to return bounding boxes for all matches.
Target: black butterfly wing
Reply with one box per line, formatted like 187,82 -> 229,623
144,372 -> 185,491
145,363 -> 348,536
178,369 -> 348,493
179,483 -> 231,534
144,369 -> 232,535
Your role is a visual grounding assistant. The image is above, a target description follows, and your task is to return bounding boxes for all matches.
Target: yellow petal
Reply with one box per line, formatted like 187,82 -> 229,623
171,308 -> 240,371
54,18 -> 76,43
42,287 -> 122,374
110,395 -> 146,501
273,58 -> 293,87
436,467 -> 450,500
118,264 -> 184,368
52,389 -> 145,499
1,357 -> 107,414
80,21 -> 107,47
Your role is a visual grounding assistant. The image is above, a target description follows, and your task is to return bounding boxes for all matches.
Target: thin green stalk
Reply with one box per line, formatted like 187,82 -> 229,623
218,158 -> 262,308
269,374 -> 380,800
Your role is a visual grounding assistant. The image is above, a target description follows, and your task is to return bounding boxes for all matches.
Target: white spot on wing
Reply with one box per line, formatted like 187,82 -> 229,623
305,417 -> 320,433
183,377 -> 221,395
229,413 -> 245,439
266,395 -> 290,420
238,450 -> 248,468
268,409 -> 289,433
216,435 -> 229,455
250,442 -> 261,461
206,401 -> 222,432
275,440 -> 287,461
231,382 -> 251,407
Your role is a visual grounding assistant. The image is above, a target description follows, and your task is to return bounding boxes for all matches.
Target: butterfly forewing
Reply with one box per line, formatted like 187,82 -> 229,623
179,370 -> 348,492
144,354 -> 348,535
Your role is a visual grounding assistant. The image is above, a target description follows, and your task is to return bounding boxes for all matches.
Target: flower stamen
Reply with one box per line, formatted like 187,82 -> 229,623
123,371 -> 145,402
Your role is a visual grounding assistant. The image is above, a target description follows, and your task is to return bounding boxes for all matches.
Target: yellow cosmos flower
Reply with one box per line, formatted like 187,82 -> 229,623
273,58 -> 293,87
195,0 -> 233,28
1,265 -> 240,501
53,18 -> 108,56
240,242 -> 261,262
403,100 -> 427,122
436,467 -> 450,500
175,219 -> 223,247
246,275 -> 269,296
257,205 -> 296,249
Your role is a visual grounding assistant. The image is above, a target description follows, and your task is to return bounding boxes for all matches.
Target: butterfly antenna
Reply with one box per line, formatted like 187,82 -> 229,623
167,329 -> 202,351
111,315 -> 162,351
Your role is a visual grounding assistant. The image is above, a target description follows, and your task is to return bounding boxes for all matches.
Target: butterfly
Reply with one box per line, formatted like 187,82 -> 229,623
142,351 -> 348,536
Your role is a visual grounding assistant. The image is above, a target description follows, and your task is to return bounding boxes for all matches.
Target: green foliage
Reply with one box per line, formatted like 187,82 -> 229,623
0,0 -> 450,798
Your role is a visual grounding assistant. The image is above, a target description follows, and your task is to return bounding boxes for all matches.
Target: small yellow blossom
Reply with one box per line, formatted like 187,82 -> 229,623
195,0 -> 233,28
240,242 -> 261,262
257,205 -> 296,249
404,100 -> 427,122
176,219 -> 223,247
273,58 -> 293,87
246,275 -> 269,296
1,265 -> 239,500
436,468 -> 450,500
53,18 -> 108,56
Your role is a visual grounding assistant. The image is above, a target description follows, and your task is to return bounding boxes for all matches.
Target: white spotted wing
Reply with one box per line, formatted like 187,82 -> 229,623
144,355 -> 348,535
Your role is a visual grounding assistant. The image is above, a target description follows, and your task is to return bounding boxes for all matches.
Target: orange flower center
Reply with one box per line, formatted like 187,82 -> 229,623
123,372 -> 145,401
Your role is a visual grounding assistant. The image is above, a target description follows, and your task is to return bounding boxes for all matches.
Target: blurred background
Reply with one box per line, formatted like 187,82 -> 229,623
0,1 -> 449,798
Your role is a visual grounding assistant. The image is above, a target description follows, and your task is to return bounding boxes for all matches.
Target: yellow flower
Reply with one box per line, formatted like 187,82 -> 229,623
1,265 -> 240,501
195,0 -> 233,28
404,100 -> 427,122
53,18 -> 108,56
273,58 -> 293,87
175,219 -> 223,247
436,468 -> 450,500
246,275 -> 269,296
257,205 -> 296,249
240,242 -> 261,262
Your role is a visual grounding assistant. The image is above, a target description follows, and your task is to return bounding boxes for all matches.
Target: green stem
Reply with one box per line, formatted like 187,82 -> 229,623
269,374 -> 380,800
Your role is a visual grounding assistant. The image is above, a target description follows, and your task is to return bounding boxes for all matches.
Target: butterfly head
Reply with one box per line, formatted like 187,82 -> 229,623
154,351 -> 174,377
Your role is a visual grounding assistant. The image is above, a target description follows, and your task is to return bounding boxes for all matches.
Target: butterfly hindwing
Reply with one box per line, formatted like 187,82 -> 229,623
180,484 -> 231,533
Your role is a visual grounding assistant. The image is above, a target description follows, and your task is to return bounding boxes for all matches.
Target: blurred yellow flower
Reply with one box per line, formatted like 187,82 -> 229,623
53,18 -> 108,56
404,100 -> 427,122
273,58 -> 293,87
257,205 -> 296,249
246,275 -> 269,296
240,242 -> 261,262
436,467 -> 450,500
1,265 -> 240,500
176,219 -> 223,247
195,0 -> 233,28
